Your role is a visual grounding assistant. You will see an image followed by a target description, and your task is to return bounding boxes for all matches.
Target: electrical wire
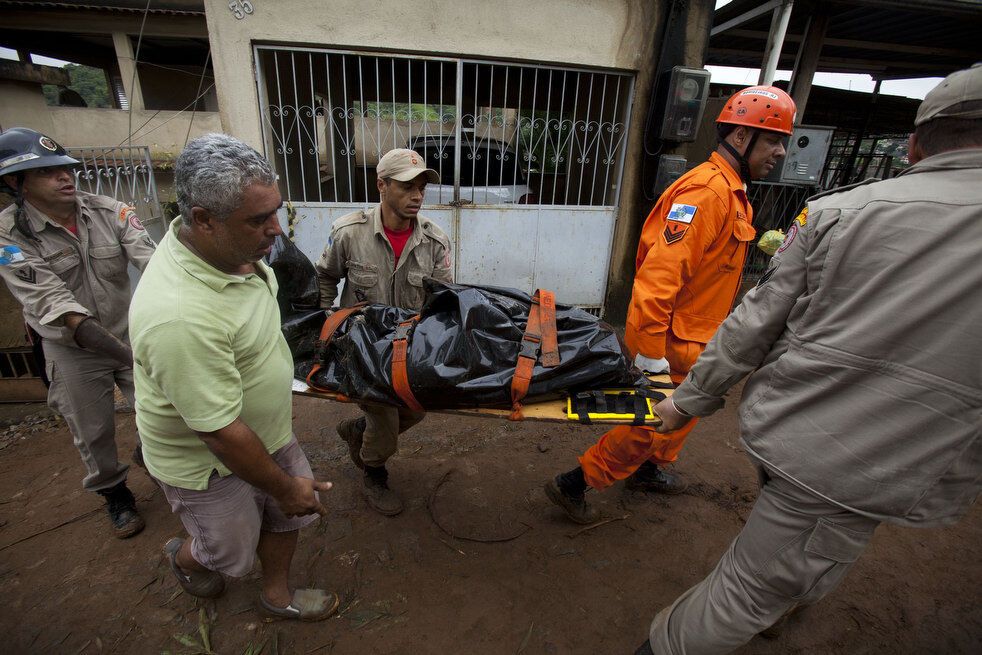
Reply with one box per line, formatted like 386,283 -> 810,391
125,0 -> 153,148
136,59 -> 215,79
120,82 -> 216,146
184,48 -> 212,147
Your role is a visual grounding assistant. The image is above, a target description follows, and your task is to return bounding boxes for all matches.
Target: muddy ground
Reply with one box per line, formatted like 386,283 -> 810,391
0,388 -> 979,655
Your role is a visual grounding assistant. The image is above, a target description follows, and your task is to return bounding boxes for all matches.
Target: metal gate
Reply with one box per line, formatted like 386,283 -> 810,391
255,46 -> 634,311
743,182 -> 816,281
67,146 -> 165,241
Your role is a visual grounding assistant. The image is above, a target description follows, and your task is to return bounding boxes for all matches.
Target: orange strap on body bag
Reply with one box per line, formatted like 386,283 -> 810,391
305,302 -> 368,393
391,316 -> 424,412
509,289 -> 560,420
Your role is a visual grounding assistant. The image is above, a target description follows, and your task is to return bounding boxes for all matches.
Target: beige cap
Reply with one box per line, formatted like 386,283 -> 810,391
915,63 -> 982,126
376,148 -> 440,183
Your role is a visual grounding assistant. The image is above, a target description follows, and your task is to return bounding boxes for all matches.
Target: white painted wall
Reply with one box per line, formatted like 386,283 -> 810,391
0,81 -> 56,136
0,84 -> 222,159
204,0 -> 656,148
46,107 -> 222,159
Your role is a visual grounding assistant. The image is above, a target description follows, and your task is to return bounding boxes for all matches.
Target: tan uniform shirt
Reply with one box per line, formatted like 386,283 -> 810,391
0,191 -> 156,347
315,205 -> 453,311
672,148 -> 982,527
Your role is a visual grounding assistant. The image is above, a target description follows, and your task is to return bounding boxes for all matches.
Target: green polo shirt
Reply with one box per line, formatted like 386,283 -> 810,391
130,218 -> 293,490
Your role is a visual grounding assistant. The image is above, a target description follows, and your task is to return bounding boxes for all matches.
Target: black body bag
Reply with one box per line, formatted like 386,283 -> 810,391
270,234 -> 650,410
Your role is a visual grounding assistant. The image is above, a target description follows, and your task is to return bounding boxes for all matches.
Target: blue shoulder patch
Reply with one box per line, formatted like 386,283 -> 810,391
667,204 -> 697,224
0,244 -> 25,266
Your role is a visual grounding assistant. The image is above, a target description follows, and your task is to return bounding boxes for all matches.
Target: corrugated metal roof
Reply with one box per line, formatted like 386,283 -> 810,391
710,0 -> 982,79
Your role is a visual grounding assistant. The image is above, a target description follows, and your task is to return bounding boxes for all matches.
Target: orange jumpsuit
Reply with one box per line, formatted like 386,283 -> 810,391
580,152 -> 755,490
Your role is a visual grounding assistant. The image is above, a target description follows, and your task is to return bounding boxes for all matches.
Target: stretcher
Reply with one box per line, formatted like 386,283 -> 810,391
291,374 -> 675,426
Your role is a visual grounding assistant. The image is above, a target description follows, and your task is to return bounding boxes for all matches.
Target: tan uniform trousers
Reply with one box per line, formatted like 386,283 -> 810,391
43,340 -> 136,493
357,403 -> 425,468
648,468 -> 878,654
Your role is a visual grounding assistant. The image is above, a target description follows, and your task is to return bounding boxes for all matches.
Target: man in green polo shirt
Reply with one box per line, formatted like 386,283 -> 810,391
130,134 -> 337,621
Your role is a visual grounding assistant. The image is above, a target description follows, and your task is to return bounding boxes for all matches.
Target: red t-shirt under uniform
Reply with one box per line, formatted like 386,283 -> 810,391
383,222 -> 414,265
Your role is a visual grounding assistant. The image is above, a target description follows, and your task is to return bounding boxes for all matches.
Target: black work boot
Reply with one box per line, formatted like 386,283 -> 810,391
336,417 -> 366,470
625,461 -> 687,495
362,465 -> 403,516
544,467 -> 599,525
97,481 -> 145,539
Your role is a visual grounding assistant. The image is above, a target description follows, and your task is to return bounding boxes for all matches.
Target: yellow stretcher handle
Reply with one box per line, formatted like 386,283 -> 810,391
566,389 -> 657,423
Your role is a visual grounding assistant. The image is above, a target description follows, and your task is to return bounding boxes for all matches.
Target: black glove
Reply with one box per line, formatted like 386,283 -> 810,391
73,317 -> 133,368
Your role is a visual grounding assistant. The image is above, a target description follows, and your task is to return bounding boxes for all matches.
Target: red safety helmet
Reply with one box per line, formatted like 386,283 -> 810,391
717,86 -> 796,136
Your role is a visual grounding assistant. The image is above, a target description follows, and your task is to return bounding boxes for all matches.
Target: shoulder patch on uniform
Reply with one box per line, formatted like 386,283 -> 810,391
666,203 -> 697,224
14,266 -> 36,284
756,263 -> 777,287
127,210 -> 145,231
0,245 -> 25,265
664,221 -> 689,244
118,205 -> 136,223
776,222 -> 798,254
793,206 -> 808,227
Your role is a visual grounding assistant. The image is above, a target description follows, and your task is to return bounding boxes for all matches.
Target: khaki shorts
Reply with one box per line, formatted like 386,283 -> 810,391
157,438 -> 319,577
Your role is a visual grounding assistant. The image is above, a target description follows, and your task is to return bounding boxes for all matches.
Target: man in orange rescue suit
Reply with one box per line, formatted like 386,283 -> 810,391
545,86 -> 796,523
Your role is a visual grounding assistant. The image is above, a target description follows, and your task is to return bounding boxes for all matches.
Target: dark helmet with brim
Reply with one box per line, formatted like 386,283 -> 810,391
0,127 -> 79,178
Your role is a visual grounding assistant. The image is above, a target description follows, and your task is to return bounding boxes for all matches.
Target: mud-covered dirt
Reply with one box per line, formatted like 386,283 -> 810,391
1,388 -> 979,654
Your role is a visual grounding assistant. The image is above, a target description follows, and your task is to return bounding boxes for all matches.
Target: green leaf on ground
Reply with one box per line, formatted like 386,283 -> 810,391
198,608 -> 212,653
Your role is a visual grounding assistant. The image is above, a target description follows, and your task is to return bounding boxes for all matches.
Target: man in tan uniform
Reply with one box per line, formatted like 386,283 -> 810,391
635,65 -> 982,654
316,148 -> 453,516
0,127 -> 155,538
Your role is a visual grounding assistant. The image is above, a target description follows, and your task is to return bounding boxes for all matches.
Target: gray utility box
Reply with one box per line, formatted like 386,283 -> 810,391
765,125 -> 835,185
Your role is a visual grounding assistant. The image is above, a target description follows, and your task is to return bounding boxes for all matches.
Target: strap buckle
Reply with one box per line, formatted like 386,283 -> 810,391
394,322 -> 414,341
519,335 -> 540,360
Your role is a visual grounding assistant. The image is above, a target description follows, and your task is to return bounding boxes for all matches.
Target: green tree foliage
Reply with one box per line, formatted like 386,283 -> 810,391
41,63 -> 112,108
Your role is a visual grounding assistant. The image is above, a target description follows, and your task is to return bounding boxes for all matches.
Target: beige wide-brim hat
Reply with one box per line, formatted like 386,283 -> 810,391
376,148 -> 440,183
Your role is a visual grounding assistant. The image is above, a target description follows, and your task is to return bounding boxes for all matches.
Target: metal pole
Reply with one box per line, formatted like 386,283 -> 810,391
843,79 -> 882,184
788,7 -> 829,120
758,0 -> 794,85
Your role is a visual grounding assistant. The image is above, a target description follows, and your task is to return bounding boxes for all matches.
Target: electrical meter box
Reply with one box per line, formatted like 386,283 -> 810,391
653,155 -> 687,196
659,67 -> 711,142
766,125 -> 835,185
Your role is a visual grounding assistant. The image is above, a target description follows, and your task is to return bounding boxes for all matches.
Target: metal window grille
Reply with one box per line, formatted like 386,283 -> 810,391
67,146 -> 163,229
820,130 -> 909,190
742,182 -> 816,280
255,47 -> 633,207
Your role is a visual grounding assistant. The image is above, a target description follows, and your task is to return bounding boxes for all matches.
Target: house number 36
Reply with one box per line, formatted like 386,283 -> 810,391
228,1 -> 254,19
